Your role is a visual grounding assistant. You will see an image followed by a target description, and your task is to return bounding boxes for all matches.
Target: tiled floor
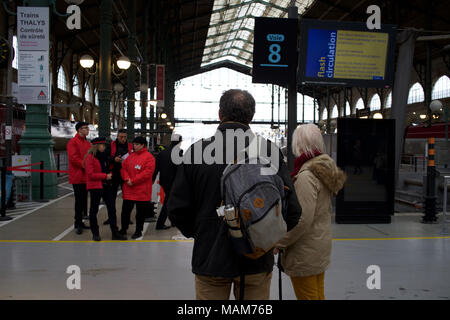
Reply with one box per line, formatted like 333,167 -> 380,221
0,186 -> 449,300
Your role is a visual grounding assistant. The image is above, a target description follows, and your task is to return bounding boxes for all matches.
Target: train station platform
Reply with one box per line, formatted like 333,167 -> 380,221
0,179 -> 449,300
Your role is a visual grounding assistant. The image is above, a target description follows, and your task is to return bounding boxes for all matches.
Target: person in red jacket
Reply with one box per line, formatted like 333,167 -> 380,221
84,137 -> 127,242
67,121 -> 92,235
119,136 -> 155,239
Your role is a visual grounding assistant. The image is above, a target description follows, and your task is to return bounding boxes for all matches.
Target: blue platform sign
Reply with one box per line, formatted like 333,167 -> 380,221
252,17 -> 298,85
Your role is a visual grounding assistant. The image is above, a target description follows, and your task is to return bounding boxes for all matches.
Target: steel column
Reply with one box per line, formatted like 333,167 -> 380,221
98,0 -> 112,139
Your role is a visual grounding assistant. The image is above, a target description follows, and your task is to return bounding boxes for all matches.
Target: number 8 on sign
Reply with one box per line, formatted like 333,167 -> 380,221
268,44 -> 281,63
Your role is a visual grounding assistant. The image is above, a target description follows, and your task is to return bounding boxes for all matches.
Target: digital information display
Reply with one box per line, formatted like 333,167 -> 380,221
336,118 -> 395,224
252,17 -> 298,86
298,19 -> 397,88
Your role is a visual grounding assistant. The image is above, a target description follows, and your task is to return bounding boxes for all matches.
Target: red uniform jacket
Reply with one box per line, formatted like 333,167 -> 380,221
85,153 -> 107,190
121,148 -> 155,201
67,133 -> 91,184
110,140 -> 133,157
109,140 -> 133,170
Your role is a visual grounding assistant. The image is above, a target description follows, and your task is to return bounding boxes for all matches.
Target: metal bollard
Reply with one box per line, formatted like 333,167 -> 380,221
40,162 -> 44,201
57,153 -> 60,177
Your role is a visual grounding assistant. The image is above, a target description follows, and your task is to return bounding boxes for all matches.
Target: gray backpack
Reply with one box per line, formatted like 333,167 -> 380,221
221,156 -> 288,259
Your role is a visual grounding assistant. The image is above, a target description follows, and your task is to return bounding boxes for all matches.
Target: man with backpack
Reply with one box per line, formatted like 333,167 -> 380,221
168,89 -> 302,300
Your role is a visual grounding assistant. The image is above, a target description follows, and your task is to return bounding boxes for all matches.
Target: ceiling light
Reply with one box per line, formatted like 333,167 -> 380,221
160,113 -> 167,119
117,56 -> 131,70
80,54 -> 94,69
373,112 -> 383,119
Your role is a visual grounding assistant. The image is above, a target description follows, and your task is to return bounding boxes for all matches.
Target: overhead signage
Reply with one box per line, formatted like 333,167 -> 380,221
156,64 -> 165,105
298,19 -> 397,88
252,17 -> 298,85
357,108 -> 371,117
17,6 -> 50,104
17,6 -> 49,51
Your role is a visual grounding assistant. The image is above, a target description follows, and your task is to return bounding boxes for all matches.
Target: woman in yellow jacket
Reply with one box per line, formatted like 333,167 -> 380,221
275,124 -> 346,300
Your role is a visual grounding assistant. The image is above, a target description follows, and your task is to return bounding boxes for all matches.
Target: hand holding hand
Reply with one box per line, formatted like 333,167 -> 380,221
114,156 -> 122,163
106,173 -> 112,180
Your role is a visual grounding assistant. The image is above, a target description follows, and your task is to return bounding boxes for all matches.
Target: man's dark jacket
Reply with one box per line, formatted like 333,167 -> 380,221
168,122 -> 302,278
152,141 -> 183,193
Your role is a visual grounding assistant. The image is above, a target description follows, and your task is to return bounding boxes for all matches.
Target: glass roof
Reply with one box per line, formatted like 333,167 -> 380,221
201,0 -> 316,67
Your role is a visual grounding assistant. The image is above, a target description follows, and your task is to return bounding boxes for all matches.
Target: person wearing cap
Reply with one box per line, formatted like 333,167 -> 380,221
67,121 -> 92,235
84,137 -> 127,241
119,136 -> 156,239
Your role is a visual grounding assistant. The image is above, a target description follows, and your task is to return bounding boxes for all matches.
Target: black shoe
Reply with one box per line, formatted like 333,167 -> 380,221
75,226 -> 83,235
103,219 -> 110,225
92,235 -> 101,241
112,232 -> 127,241
118,229 -> 127,235
131,231 -> 142,240
155,225 -> 171,230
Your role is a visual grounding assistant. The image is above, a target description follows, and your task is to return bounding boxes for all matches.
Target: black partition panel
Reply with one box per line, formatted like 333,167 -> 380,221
336,118 -> 395,223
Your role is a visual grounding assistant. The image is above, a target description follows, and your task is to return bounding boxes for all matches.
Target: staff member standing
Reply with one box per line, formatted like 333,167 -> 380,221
103,129 -> 133,226
67,121 -> 91,235
119,136 -> 155,240
85,137 -> 128,241
152,134 -> 183,230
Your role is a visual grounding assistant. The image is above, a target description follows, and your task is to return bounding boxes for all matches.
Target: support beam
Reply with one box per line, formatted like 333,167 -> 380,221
98,0 -> 112,139
19,0 -> 57,199
126,0 -> 137,142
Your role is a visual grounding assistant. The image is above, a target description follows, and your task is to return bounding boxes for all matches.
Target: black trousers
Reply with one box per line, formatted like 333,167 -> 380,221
73,184 -> 88,228
111,178 -> 123,204
156,192 -> 170,228
89,185 -> 118,236
121,200 -> 147,233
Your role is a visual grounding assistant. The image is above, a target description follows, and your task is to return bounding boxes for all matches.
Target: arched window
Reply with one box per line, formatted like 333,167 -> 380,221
73,76 -> 80,97
369,94 -> 381,111
345,101 -> 351,116
57,66 -> 68,91
331,105 -> 338,118
385,91 -> 392,109
355,98 -> 365,110
322,107 -> 328,120
432,75 -> 450,100
85,84 -> 92,102
407,82 -> 424,104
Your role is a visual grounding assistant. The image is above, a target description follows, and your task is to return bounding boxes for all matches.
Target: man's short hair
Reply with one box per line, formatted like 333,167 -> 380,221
219,89 -> 255,124
118,129 -> 127,135
75,121 -> 89,131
